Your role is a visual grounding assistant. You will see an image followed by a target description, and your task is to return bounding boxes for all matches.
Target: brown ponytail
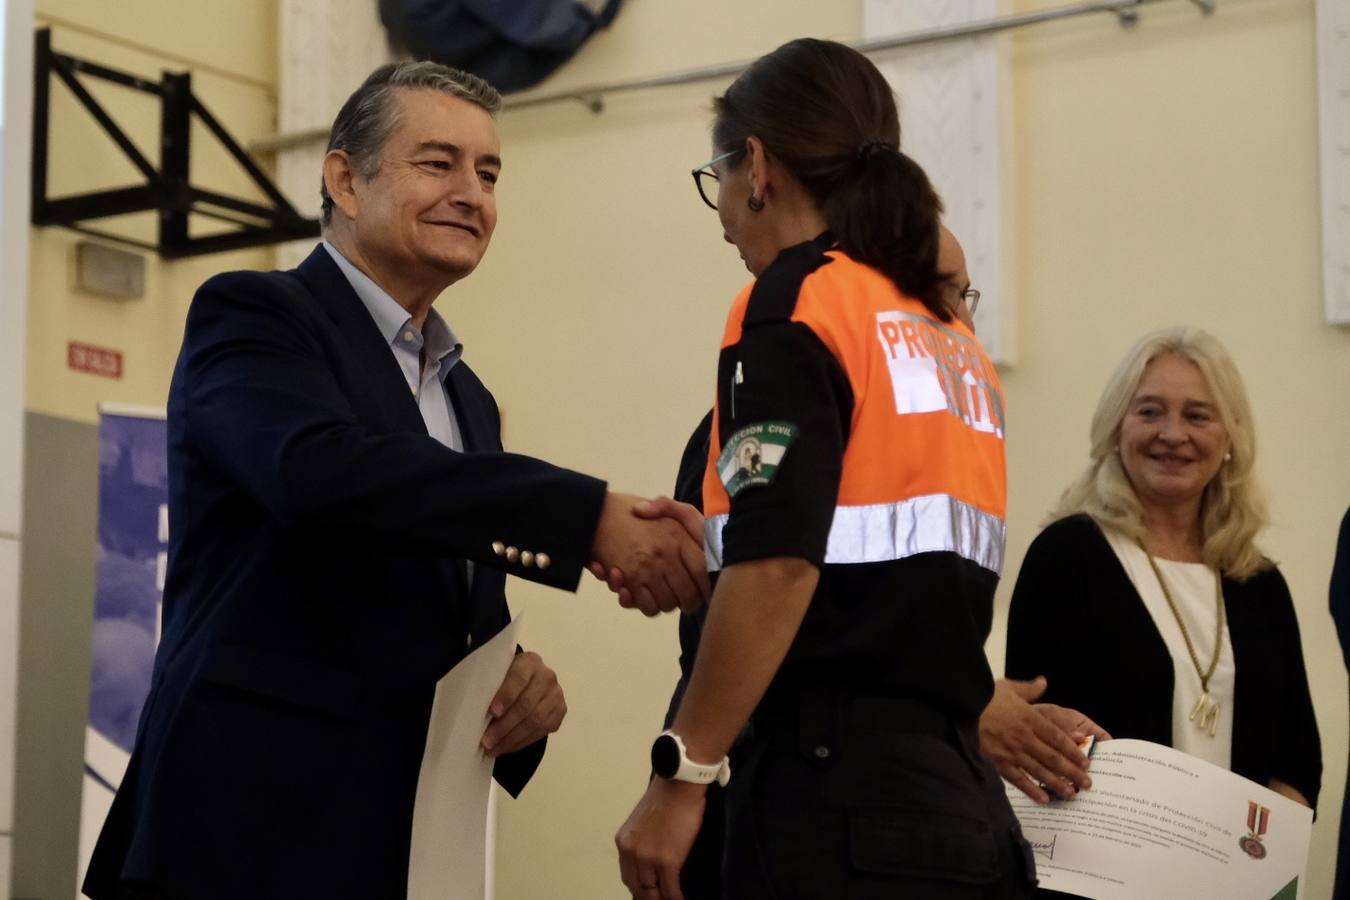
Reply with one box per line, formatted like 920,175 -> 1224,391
712,38 -> 949,320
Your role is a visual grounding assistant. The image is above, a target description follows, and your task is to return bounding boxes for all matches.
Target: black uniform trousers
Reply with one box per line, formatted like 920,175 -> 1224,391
722,691 -> 1036,899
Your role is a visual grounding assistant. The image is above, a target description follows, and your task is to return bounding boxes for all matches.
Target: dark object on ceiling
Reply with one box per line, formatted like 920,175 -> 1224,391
379,0 -> 624,93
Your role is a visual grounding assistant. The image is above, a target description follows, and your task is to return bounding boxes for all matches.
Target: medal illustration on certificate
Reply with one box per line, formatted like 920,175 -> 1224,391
1240,800 -> 1271,860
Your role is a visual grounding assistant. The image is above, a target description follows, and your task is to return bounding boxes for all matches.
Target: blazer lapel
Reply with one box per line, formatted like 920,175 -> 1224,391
295,245 -> 426,436
444,364 -> 497,453
443,361 -> 509,629
443,365 -> 477,597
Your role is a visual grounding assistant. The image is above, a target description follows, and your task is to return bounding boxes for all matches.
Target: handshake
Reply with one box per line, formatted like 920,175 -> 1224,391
588,493 -> 710,616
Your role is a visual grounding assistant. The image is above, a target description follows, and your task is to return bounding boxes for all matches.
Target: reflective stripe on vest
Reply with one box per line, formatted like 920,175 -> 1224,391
704,493 -> 1006,573
703,250 -> 1008,575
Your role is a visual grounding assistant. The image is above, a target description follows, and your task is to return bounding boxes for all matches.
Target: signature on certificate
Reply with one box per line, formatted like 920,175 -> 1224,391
1029,834 -> 1057,861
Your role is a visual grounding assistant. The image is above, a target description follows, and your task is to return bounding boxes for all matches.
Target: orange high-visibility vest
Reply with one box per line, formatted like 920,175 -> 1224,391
703,250 -> 1007,573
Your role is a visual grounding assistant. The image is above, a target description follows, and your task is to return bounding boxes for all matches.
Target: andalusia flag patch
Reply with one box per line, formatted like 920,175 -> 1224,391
717,421 -> 798,498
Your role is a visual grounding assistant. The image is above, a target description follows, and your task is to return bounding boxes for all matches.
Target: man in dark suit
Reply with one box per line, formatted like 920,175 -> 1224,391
83,61 -> 706,900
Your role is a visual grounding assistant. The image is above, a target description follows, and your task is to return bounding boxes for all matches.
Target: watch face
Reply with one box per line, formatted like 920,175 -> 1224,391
651,734 -> 681,779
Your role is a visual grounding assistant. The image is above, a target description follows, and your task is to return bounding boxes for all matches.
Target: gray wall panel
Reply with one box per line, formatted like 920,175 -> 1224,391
14,412 -> 97,900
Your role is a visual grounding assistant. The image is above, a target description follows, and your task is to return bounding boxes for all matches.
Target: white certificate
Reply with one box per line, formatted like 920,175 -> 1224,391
1007,739 -> 1311,900
407,613 -> 523,900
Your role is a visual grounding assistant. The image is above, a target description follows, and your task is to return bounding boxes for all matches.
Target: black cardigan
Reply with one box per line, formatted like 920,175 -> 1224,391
1005,514 -> 1322,808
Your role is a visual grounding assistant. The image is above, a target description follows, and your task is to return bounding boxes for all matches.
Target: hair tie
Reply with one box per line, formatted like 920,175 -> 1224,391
857,140 -> 895,162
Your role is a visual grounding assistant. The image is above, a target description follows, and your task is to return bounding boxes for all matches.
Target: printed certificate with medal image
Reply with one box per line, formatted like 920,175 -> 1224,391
1006,738 -> 1312,899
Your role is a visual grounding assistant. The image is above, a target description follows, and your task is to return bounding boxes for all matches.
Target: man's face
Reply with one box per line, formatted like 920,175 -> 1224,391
349,89 -> 501,285
937,225 -> 975,332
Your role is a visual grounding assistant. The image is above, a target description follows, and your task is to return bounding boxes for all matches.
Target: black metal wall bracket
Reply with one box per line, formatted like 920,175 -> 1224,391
30,27 -> 319,259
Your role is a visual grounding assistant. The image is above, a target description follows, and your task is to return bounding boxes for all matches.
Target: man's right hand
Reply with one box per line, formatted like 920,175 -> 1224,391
590,493 -> 709,616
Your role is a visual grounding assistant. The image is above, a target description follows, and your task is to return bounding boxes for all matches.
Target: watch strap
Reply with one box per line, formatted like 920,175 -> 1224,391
656,730 -> 731,787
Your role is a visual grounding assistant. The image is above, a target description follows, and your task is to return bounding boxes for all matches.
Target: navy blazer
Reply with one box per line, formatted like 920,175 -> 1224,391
84,246 -> 608,899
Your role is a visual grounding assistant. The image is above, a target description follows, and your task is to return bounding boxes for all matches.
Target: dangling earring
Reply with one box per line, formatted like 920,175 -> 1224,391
1224,452 -> 1232,462
747,195 -> 765,212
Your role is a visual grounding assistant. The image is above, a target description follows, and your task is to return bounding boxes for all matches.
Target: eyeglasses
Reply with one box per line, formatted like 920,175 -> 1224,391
958,287 -> 981,317
691,149 -> 745,211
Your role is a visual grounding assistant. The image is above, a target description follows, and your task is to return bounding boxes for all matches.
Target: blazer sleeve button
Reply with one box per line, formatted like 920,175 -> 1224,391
535,553 -> 551,570
506,546 -> 519,563
492,541 -> 506,557
520,551 -> 535,567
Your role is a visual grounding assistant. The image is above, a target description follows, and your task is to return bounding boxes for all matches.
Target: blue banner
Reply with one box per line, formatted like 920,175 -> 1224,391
78,406 -> 167,884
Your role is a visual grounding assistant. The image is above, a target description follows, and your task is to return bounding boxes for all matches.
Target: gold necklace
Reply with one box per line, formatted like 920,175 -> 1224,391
1138,541 -> 1226,737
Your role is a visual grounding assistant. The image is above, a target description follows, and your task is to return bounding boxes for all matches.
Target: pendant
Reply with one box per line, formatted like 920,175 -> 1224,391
1190,692 -> 1221,737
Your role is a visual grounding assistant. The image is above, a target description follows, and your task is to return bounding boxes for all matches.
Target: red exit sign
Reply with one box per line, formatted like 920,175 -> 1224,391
68,342 -> 123,379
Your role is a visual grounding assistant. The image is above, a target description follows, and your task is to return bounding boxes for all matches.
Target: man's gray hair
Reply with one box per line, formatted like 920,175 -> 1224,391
320,61 -> 501,226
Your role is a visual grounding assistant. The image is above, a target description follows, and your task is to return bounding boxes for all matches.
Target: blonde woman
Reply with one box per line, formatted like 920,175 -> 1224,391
1005,328 -> 1320,826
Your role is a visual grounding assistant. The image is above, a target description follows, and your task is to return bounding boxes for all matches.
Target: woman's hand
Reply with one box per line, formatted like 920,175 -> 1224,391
979,676 -> 1110,804
1268,778 -> 1311,809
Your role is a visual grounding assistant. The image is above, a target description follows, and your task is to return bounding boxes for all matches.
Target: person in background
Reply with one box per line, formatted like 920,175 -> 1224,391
614,38 -> 1036,899
932,227 -> 1110,807
656,411 -> 723,898
1006,327 -> 1321,897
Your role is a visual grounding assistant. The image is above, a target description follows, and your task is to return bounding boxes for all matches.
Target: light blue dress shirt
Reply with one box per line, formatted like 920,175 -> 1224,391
322,241 -> 466,453
323,241 -> 476,593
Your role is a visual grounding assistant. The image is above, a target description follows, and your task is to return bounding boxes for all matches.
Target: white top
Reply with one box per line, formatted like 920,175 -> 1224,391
1103,529 -> 1235,770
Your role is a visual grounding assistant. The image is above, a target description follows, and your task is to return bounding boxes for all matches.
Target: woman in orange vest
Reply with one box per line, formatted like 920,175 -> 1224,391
616,38 -> 1037,899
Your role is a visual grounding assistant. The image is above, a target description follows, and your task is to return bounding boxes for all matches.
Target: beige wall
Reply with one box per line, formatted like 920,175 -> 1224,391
1000,1 -> 1350,894
17,1 -> 1350,898
2,0 -> 35,891
27,0 -> 278,425
450,1 -> 1350,898
16,4 -> 278,897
